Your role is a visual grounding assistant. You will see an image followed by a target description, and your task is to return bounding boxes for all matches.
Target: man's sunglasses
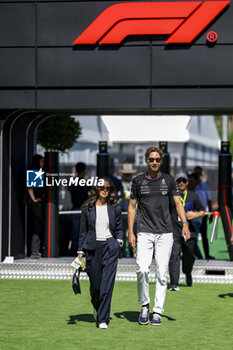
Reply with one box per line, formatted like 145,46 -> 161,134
99,186 -> 110,192
148,157 -> 162,163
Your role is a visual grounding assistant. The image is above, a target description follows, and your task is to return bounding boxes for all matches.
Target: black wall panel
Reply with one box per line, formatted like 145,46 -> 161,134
152,45 -> 233,86
37,47 -> 150,87
0,0 -> 32,2
152,88 -> 233,110
0,49 -> 35,86
38,2 -> 111,47
0,3 -> 35,46
37,2 -> 149,46
0,0 -> 233,111
0,91 -> 35,108
37,89 -> 150,109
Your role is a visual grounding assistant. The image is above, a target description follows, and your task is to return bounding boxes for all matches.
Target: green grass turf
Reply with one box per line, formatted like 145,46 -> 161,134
0,280 -> 233,350
198,219 -> 229,260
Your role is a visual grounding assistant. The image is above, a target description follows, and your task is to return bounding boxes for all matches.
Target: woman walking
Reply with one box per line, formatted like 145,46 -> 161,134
77,178 -> 123,329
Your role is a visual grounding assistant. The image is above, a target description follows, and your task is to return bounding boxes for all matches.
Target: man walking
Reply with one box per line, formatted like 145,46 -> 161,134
128,147 -> 190,326
169,171 -> 205,290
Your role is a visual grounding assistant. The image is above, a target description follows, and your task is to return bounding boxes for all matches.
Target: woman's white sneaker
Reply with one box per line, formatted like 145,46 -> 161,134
99,323 -> 108,329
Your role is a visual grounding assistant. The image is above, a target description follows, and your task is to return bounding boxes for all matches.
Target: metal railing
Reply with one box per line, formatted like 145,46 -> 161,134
59,210 -> 128,216
59,209 -> 222,246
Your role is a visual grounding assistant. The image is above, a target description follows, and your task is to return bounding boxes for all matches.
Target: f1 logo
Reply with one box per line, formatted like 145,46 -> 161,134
73,1 -> 230,45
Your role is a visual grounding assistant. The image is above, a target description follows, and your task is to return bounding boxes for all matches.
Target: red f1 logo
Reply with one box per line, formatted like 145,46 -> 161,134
73,1 -> 230,45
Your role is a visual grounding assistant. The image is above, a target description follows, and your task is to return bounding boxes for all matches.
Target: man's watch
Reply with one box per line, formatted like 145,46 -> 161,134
182,221 -> 189,226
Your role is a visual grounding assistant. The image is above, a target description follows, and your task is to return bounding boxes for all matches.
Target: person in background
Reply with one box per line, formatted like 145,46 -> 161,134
68,162 -> 90,256
169,171 -> 205,290
109,162 -> 124,200
232,177 -> 233,244
188,172 -> 203,259
128,146 -> 190,326
193,166 -> 214,259
77,179 -> 123,329
119,162 -> 137,258
27,154 -> 45,259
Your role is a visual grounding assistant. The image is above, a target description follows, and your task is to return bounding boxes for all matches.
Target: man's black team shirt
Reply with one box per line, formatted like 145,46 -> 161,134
130,173 -> 179,234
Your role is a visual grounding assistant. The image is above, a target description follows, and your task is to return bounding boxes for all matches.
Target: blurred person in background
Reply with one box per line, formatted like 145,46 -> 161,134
188,172 -> 203,259
119,162 -> 137,258
109,161 -> 124,200
169,171 -> 205,290
27,154 -> 45,259
193,166 -> 214,259
77,178 -> 123,329
68,162 -> 90,256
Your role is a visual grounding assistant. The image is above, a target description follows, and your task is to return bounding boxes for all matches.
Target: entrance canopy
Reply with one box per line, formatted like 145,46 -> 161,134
102,115 -> 189,143
102,115 -> 219,149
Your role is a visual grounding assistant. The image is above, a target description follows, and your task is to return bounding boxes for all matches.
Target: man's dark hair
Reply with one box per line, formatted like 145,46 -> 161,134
75,162 -> 86,174
145,146 -> 164,160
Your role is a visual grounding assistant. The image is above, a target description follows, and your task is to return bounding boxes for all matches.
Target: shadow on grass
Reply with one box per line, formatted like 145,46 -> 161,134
67,314 -> 96,324
161,314 -> 176,321
114,311 -> 176,322
114,311 -> 138,322
67,314 -> 113,325
218,293 -> 233,299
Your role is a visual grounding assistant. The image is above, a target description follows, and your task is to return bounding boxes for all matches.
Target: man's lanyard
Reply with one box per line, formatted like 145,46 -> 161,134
180,190 -> 188,207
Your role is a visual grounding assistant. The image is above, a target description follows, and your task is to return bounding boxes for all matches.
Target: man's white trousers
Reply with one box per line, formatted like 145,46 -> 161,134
136,232 -> 173,314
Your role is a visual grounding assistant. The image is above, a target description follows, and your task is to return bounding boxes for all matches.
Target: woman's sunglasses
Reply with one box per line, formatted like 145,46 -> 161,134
99,186 -> 110,192
148,157 -> 162,163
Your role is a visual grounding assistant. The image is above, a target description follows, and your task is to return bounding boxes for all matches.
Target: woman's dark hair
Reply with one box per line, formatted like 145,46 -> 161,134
82,178 -> 118,210
32,154 -> 43,170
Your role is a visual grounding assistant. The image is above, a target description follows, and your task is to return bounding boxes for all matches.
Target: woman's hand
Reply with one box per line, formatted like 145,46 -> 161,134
77,253 -> 83,261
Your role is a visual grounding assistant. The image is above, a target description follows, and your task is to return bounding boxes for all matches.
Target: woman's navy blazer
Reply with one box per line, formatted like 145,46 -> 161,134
78,204 -> 124,251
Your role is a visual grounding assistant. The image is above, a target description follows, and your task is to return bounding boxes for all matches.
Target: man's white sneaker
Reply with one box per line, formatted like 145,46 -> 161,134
138,304 -> 150,325
151,313 -> 162,326
99,323 -> 108,329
